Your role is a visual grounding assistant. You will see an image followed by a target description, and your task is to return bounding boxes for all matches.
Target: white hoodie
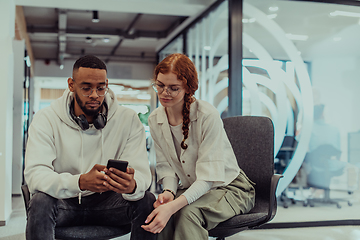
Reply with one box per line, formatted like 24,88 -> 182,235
24,88 -> 151,201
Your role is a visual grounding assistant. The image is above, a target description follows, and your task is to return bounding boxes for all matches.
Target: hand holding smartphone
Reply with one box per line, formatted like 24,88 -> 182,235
106,159 -> 128,172
105,159 -> 136,194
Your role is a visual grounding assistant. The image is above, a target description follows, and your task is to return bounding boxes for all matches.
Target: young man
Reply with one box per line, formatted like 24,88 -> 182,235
24,55 -> 156,240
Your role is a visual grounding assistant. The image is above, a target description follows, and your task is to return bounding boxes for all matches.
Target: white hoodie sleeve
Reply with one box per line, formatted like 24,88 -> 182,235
24,109 -> 83,199
117,112 -> 152,201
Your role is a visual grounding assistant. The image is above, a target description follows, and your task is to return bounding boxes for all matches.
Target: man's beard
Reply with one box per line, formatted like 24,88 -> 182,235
75,91 -> 102,117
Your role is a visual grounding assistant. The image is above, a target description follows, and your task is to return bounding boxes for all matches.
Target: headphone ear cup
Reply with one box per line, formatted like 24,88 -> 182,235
70,102 -> 89,130
93,113 -> 107,129
77,114 -> 89,130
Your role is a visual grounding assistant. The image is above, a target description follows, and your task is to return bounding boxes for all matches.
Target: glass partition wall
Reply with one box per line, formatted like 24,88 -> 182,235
157,0 -> 360,225
186,1 -> 228,105
243,0 -> 360,224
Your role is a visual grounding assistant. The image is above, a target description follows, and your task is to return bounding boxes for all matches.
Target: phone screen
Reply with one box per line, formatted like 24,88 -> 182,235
106,159 -> 128,172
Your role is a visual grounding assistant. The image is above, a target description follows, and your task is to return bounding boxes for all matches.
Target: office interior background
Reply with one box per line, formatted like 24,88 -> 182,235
1,0 -> 360,237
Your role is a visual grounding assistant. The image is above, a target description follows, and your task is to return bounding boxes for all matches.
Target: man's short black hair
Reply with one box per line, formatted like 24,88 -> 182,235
73,55 -> 107,72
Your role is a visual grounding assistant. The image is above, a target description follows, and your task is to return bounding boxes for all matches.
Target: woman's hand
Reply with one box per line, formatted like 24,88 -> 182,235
153,191 -> 174,208
141,195 -> 188,234
141,203 -> 174,234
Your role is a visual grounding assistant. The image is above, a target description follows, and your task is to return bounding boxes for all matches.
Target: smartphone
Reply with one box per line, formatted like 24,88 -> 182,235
106,159 -> 128,172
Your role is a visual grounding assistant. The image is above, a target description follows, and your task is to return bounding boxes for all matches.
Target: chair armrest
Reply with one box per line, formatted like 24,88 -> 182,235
264,174 -> 283,223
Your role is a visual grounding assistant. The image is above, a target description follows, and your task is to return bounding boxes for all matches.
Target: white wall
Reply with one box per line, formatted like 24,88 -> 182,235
12,40 -> 25,195
0,0 -> 15,226
311,56 -> 360,162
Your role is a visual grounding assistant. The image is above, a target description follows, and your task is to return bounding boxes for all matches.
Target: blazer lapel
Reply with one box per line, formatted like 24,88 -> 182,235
157,106 -> 180,162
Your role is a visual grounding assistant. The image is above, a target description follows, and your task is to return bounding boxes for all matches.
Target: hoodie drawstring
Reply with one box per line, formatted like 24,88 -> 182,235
101,129 -> 104,164
78,129 -> 104,204
78,130 -> 84,204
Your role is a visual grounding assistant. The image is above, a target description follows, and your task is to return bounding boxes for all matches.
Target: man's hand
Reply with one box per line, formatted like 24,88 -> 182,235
104,167 -> 137,194
79,164 -> 109,192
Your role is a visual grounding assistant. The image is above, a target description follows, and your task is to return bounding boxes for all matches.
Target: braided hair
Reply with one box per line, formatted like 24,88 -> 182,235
154,53 -> 198,149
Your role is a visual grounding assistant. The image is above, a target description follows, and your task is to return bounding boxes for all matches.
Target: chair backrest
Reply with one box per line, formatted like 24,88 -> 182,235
276,135 -> 298,159
305,144 -> 343,189
306,144 -> 341,164
282,136 -> 297,148
222,116 -> 274,213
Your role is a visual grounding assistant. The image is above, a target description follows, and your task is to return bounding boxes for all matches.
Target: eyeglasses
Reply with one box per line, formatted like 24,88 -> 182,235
73,80 -> 108,97
151,82 -> 182,97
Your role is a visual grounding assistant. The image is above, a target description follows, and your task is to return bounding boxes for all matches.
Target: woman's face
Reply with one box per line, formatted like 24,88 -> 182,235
155,72 -> 186,109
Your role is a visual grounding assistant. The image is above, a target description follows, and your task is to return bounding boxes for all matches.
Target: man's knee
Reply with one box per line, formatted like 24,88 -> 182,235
129,191 -> 155,216
137,191 -> 155,211
143,191 -> 156,203
28,192 -> 57,214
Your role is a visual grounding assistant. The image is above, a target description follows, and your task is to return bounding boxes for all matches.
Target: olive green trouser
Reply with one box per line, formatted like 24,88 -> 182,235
158,171 -> 256,240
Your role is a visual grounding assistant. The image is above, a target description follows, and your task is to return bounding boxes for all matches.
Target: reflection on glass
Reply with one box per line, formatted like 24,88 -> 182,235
303,102 -> 359,208
159,36 -> 183,61
159,1 -> 229,112
243,0 -> 313,196
243,0 -> 360,217
186,1 -> 229,108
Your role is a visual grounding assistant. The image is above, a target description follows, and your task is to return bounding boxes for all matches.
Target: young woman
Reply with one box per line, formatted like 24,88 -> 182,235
141,53 -> 255,240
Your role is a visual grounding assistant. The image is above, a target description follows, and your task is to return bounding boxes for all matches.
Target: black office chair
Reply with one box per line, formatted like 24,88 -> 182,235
21,185 -> 131,240
304,144 -> 351,208
209,116 -> 282,240
274,136 -> 307,208
275,136 -> 298,174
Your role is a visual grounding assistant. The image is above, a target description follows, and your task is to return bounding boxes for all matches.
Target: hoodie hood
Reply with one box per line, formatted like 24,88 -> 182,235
50,88 -> 118,129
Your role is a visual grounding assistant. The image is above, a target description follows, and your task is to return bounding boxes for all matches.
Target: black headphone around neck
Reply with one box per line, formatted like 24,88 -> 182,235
70,100 -> 108,130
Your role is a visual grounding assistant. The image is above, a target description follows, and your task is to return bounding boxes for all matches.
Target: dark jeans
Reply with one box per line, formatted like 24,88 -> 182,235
26,190 -> 156,240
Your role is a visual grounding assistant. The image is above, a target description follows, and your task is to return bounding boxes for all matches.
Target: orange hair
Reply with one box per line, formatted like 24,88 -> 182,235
154,53 -> 199,149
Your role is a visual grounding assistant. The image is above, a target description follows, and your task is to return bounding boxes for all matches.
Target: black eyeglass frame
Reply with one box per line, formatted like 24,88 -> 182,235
72,79 -> 108,97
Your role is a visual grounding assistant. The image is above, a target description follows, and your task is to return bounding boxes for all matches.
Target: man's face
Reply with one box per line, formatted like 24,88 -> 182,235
68,67 -> 108,120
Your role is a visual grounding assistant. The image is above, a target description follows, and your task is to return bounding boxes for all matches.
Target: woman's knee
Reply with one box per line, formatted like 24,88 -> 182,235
175,205 -> 203,225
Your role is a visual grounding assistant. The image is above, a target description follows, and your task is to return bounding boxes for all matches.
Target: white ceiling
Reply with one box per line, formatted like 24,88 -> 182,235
15,0 -> 214,16
15,0 -> 217,66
